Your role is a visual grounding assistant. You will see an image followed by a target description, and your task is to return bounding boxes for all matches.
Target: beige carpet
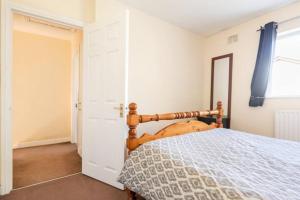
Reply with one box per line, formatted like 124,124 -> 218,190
1,174 -> 127,200
13,142 -> 82,189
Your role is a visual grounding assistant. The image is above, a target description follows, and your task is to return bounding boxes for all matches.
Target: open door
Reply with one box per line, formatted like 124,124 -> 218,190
82,12 -> 128,190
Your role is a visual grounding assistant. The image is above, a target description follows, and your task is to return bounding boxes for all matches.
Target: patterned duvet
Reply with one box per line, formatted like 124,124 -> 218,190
118,128 -> 300,200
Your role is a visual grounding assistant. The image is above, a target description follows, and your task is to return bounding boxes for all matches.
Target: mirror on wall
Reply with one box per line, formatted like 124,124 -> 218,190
210,53 -> 233,127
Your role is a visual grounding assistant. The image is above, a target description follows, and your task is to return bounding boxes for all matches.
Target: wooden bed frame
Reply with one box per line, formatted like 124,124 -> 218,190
126,101 -> 224,199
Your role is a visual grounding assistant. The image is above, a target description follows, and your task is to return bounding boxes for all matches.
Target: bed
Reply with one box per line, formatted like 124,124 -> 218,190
119,102 -> 300,200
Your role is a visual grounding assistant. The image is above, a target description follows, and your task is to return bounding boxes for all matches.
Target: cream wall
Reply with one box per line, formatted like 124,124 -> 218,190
10,0 -> 95,22
128,8 -> 204,134
95,0 -> 204,134
12,31 -> 72,146
202,2 -> 300,137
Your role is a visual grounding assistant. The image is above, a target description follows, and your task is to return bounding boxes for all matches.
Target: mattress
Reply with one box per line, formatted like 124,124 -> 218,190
118,128 -> 300,200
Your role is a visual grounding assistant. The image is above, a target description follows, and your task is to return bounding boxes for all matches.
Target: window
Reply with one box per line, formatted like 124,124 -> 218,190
267,29 -> 300,97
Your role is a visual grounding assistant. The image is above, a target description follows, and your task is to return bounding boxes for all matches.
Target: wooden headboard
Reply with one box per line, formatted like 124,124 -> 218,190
126,101 -> 223,152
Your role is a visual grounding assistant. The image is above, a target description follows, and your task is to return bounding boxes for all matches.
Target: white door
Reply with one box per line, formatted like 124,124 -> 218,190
82,13 -> 128,190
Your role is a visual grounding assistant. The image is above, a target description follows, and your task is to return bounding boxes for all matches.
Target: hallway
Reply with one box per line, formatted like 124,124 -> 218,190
13,143 -> 81,189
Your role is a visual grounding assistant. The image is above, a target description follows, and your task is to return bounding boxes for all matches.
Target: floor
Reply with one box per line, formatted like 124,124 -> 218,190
13,143 -> 82,189
0,174 -> 127,200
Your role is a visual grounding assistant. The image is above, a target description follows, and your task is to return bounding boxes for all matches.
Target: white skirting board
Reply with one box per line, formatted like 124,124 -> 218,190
0,186 -> 5,196
13,137 -> 71,149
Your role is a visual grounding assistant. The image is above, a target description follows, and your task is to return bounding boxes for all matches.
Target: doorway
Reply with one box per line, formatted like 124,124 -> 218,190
12,13 -> 83,189
2,3 -> 129,195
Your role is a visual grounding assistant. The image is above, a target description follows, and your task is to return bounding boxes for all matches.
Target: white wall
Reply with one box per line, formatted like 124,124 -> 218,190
202,2 -> 300,137
10,0 -> 95,22
95,0 -> 204,135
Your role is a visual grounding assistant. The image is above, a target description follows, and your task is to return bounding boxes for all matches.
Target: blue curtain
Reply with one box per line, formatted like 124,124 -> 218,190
249,22 -> 278,107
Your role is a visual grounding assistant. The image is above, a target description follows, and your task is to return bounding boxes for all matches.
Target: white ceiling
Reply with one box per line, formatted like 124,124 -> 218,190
118,0 -> 298,36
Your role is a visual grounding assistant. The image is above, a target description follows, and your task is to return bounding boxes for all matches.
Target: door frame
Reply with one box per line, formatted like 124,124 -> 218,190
1,2 -> 84,195
71,45 -> 81,144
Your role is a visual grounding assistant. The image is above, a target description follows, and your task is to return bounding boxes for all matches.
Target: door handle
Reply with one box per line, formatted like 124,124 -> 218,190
113,103 -> 124,118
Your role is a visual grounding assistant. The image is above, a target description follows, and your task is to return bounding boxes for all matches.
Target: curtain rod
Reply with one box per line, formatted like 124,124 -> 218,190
257,15 -> 300,31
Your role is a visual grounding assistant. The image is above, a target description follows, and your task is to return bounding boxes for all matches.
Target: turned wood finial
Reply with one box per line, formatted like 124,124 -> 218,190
216,101 -> 224,128
129,103 -> 137,115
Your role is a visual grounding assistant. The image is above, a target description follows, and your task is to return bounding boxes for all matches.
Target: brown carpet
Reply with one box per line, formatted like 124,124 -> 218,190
1,174 -> 127,200
13,142 -> 82,189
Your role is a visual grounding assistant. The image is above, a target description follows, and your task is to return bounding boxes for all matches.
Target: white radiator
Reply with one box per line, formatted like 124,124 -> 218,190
275,111 -> 300,142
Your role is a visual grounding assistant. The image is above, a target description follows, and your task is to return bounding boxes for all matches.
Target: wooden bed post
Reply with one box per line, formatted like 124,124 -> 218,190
127,103 -> 139,153
216,101 -> 224,128
126,103 -> 138,200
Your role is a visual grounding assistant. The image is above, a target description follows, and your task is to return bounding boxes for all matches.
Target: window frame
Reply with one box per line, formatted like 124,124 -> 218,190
266,28 -> 300,99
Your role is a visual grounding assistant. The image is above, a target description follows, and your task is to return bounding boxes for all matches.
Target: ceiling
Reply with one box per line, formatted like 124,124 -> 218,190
118,0 -> 298,36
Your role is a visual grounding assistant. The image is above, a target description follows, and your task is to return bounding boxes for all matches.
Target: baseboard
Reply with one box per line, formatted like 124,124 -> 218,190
0,185 -> 8,196
13,137 -> 71,149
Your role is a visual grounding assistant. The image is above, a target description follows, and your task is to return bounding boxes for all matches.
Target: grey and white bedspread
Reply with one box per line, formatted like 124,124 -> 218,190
118,128 -> 300,200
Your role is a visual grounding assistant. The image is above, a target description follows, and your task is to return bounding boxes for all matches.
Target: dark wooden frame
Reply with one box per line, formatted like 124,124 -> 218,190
210,53 -> 233,127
